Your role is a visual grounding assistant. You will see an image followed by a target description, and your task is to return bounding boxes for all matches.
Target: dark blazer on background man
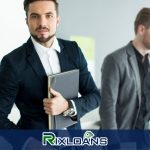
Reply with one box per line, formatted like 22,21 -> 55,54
100,42 -> 143,129
0,38 -> 100,129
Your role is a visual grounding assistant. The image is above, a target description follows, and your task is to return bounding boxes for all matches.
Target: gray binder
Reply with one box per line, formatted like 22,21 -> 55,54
48,69 -> 79,129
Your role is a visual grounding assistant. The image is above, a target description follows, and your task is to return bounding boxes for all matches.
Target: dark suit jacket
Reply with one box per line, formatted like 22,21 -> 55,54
100,42 -> 142,129
0,38 -> 100,129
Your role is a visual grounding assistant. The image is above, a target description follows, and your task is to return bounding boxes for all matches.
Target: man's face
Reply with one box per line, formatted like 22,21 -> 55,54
26,1 -> 60,44
142,27 -> 150,50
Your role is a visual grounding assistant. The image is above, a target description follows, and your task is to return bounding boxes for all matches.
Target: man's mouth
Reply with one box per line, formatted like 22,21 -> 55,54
36,29 -> 48,33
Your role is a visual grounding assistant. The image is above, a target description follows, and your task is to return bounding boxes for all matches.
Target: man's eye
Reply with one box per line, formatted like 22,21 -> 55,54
46,14 -> 53,18
31,15 -> 38,19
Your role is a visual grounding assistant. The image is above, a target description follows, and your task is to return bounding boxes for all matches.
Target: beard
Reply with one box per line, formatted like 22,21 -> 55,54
142,32 -> 150,50
31,33 -> 55,43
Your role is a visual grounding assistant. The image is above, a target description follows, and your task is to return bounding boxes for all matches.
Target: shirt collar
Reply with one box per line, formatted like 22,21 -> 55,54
31,36 -> 61,54
51,37 -> 61,53
132,43 -> 150,58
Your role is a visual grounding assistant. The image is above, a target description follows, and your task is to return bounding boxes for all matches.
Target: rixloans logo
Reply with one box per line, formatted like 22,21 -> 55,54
42,131 -> 108,146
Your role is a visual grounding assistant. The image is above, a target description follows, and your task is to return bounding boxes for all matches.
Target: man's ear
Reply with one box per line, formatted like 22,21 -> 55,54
138,24 -> 145,35
56,16 -> 60,27
25,18 -> 28,26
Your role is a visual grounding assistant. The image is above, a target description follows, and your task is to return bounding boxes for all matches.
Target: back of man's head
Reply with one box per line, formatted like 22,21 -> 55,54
134,8 -> 150,34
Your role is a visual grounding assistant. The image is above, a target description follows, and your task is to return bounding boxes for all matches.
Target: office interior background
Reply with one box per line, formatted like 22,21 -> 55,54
0,0 -> 149,129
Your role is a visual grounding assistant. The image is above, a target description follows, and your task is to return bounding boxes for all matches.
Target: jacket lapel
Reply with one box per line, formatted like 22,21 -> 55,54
57,39 -> 71,72
25,38 -> 47,82
126,43 -> 141,104
25,38 -> 73,81
127,43 -> 143,128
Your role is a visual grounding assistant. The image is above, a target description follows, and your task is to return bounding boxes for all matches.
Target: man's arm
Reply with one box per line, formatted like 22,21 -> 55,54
70,42 -> 101,121
0,56 -> 19,128
43,40 -> 100,122
100,55 -> 120,129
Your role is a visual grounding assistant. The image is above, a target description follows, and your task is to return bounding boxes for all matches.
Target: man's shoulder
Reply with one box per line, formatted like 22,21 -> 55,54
57,38 -> 78,48
1,41 -> 31,68
3,39 -> 31,61
57,38 -> 76,44
7,44 -> 25,56
105,42 -> 132,61
57,38 -> 81,57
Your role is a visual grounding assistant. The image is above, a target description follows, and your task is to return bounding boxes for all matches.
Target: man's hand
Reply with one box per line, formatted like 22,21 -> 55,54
43,88 -> 69,115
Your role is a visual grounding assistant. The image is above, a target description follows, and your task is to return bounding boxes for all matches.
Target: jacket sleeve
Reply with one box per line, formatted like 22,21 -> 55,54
70,42 -> 101,121
0,56 -> 19,128
100,55 -> 120,129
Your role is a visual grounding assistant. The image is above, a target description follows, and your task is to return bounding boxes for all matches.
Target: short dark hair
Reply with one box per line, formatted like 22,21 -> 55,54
24,0 -> 59,16
134,8 -> 150,34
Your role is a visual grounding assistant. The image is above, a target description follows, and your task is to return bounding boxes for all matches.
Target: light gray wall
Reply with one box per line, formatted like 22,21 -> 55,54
0,0 -> 150,87
57,0 -> 150,87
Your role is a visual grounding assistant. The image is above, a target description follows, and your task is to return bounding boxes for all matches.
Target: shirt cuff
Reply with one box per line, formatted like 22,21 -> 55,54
70,100 -> 77,117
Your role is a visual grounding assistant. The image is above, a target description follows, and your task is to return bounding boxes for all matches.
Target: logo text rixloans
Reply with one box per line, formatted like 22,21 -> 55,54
42,131 -> 108,146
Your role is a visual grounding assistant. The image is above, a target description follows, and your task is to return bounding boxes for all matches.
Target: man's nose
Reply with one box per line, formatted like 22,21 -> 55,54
39,16 -> 47,26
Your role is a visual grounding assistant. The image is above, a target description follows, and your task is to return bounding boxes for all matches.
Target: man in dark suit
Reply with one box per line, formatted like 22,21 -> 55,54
0,0 -> 100,129
100,8 -> 150,129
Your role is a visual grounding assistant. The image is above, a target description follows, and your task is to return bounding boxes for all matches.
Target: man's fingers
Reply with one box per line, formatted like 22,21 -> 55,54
44,107 -> 51,114
43,98 -> 51,104
50,88 -> 60,96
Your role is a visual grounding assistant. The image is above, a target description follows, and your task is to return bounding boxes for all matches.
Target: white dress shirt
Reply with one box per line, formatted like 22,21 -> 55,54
31,37 -> 61,75
31,37 -> 77,117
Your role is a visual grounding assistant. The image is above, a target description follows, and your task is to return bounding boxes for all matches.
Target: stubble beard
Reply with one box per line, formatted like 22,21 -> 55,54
31,33 -> 55,43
